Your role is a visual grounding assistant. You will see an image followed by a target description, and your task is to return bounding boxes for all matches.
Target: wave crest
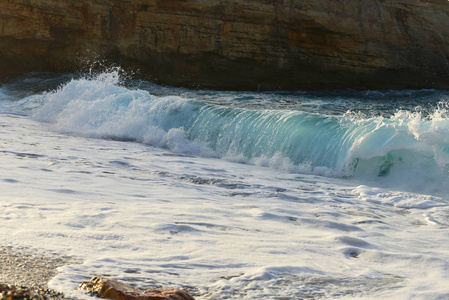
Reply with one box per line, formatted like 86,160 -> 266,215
21,72 -> 449,196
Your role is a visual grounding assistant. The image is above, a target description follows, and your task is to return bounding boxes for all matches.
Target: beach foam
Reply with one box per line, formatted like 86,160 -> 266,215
2,73 -> 449,299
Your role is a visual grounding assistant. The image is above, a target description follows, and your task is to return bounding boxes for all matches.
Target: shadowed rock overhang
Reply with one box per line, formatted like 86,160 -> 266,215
1,0 -> 449,90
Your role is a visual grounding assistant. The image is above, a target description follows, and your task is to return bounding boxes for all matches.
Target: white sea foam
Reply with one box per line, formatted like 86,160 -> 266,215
12,73 -> 447,197
3,88 -> 449,299
353,185 -> 446,209
28,73 -> 217,159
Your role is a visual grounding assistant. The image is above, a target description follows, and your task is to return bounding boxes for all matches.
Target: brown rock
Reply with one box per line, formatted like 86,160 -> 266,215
1,0 -> 449,90
78,277 -> 195,300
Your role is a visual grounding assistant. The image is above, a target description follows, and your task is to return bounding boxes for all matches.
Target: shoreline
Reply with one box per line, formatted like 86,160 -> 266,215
0,246 -> 74,299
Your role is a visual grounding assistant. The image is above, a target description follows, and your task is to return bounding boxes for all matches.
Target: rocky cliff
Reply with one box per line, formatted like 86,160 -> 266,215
1,0 -> 449,90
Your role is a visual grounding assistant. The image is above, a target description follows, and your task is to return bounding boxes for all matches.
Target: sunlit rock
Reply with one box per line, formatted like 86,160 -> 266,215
78,277 -> 195,300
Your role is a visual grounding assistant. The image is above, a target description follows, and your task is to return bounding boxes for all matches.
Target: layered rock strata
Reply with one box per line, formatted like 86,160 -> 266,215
1,0 -> 449,90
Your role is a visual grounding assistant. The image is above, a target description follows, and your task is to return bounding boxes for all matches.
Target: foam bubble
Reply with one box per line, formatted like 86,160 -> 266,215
353,185 -> 446,209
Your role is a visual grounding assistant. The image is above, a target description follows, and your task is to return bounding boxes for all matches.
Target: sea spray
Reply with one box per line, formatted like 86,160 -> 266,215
9,72 -> 449,196
5,73 -> 449,299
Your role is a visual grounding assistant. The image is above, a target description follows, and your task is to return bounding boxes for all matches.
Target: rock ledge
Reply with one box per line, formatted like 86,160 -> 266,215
1,0 -> 449,90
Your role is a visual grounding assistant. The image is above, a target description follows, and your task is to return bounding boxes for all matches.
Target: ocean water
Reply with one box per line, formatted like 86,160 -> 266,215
2,72 -> 449,299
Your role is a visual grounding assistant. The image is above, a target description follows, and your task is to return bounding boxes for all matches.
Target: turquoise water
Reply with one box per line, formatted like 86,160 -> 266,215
2,72 -> 449,196
4,72 -> 449,299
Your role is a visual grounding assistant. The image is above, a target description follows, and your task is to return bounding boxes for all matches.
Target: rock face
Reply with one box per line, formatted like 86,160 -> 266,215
1,0 -> 449,90
78,277 -> 195,300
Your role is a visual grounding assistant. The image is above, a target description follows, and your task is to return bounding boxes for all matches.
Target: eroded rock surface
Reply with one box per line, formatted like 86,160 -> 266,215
1,0 -> 449,90
78,277 -> 195,300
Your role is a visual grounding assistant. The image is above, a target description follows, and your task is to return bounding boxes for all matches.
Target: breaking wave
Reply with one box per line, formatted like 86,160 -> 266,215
14,72 -> 449,196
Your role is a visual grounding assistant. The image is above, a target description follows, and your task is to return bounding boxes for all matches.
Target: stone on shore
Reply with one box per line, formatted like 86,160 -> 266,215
0,283 -> 64,300
78,277 -> 195,300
